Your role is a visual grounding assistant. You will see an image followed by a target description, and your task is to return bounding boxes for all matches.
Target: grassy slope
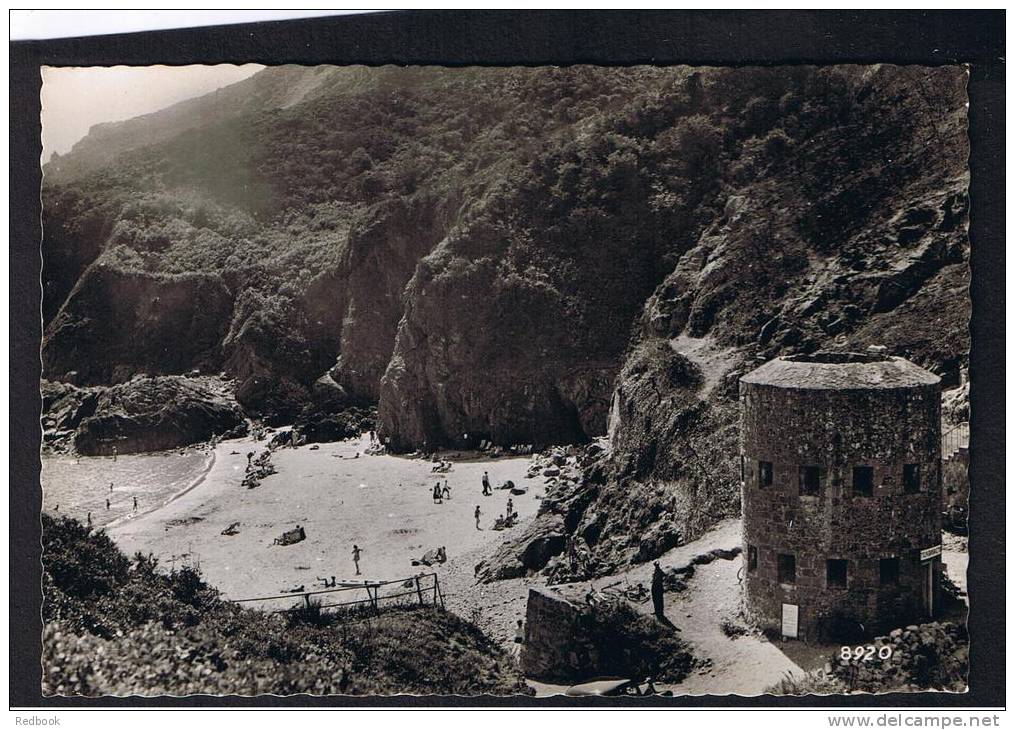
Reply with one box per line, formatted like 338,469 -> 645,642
42,514 -> 529,696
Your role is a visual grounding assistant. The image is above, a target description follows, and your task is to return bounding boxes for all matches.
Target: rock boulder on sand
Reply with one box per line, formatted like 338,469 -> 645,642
474,513 -> 567,583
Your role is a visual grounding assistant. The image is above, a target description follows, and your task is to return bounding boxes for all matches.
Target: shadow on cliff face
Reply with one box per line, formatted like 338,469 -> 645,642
42,266 -> 233,386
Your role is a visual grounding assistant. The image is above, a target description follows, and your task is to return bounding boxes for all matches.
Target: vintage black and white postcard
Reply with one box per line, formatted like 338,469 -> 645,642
10,9 -> 1005,714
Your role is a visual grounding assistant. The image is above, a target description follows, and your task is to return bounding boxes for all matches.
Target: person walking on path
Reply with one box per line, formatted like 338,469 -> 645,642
513,619 -> 526,663
474,505 -> 482,530
352,544 -> 362,575
442,481 -> 451,500
651,561 -> 666,619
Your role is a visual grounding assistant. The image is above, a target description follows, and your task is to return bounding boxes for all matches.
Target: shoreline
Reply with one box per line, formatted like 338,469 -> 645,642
105,448 -> 217,530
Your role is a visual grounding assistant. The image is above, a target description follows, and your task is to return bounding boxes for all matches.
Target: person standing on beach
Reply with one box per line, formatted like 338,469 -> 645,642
112,446 -> 117,462
474,505 -> 482,530
132,495 -> 138,512
86,512 -> 92,527
105,498 -> 110,510
481,471 -> 491,496
109,482 -> 113,493
352,544 -> 362,575
651,561 -> 665,619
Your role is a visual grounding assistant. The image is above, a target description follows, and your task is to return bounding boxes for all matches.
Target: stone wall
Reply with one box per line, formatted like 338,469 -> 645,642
518,586 -> 694,683
740,354 -> 942,641
942,447 -> 969,511
519,588 -> 598,681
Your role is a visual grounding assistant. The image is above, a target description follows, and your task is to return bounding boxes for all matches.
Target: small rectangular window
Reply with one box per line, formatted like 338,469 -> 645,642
826,559 -> 848,588
903,464 -> 921,493
800,465 -> 821,496
778,553 -> 796,584
880,557 -> 900,586
758,461 -> 773,488
747,545 -> 758,572
852,466 -> 874,497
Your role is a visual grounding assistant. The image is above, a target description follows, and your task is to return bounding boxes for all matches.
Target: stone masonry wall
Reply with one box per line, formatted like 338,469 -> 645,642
740,377 -> 942,641
519,588 -> 598,681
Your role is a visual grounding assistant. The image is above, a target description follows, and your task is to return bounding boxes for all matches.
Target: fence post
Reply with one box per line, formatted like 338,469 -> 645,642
435,575 -> 445,610
415,576 -> 425,606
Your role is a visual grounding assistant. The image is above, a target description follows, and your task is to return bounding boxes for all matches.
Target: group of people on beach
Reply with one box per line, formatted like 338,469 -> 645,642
72,482 -> 138,528
475,491 -> 518,531
432,481 -> 451,503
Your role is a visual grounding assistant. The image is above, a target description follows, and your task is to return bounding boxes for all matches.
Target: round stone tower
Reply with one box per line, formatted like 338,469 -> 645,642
739,352 -> 942,642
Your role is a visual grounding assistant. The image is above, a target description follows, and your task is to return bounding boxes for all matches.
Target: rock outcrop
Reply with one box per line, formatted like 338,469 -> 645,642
69,375 -> 246,455
43,265 -> 233,385
330,194 -> 449,403
474,514 -> 568,583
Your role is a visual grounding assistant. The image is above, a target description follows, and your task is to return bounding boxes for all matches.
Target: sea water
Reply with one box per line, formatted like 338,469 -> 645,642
41,449 -> 212,529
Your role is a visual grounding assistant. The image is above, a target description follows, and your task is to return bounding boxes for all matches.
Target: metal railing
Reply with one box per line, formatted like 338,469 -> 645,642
226,572 -> 445,616
942,422 -> 969,460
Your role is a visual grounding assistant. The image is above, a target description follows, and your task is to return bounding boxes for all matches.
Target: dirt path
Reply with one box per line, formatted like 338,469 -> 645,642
612,519 -> 810,696
669,334 -> 739,396
445,517 -> 812,696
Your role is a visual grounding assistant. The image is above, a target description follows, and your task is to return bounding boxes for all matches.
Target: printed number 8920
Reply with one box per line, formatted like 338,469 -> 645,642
840,645 -> 893,661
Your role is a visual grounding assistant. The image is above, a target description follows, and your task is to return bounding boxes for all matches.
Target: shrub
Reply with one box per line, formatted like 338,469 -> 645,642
41,514 -> 529,696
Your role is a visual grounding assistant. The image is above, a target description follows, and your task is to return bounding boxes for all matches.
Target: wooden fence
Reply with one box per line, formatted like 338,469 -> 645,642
227,573 -> 445,616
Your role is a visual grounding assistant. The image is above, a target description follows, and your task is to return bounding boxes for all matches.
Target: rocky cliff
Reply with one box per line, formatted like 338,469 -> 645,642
44,265 -> 233,385
42,64 -> 969,559
44,375 -> 246,456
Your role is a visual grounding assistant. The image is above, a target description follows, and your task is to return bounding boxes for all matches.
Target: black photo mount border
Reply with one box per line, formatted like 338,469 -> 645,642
10,9 -> 1005,709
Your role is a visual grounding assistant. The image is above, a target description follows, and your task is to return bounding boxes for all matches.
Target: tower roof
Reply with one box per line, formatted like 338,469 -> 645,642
740,352 -> 941,391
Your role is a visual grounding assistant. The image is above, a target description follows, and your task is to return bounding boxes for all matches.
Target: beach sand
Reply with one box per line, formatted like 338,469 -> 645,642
63,434 -> 968,696
107,434 -> 539,604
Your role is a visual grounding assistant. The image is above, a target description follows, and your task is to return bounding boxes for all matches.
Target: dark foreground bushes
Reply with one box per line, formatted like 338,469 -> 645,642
42,514 -> 530,696
589,602 -> 696,683
770,621 -> 968,695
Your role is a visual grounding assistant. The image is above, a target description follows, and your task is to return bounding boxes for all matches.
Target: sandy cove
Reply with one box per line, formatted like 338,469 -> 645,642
103,434 -> 820,695
106,434 -> 967,696
109,433 -> 539,602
